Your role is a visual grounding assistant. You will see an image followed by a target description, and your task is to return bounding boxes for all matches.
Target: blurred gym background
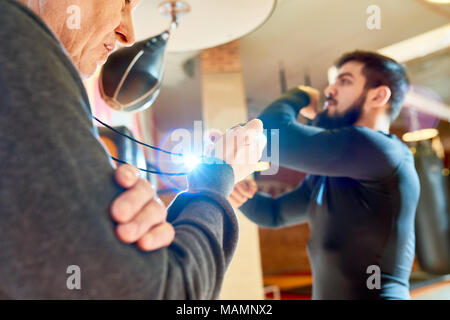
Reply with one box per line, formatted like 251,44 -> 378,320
86,0 -> 450,300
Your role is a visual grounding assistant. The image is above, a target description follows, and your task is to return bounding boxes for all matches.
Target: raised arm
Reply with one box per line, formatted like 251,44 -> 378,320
237,177 -> 313,228
259,88 -> 404,181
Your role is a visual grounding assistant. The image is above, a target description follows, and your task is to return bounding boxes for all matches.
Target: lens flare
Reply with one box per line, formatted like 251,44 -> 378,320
184,154 -> 201,171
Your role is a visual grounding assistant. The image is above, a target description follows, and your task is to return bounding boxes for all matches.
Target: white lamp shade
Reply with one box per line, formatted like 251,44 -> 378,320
133,0 -> 277,52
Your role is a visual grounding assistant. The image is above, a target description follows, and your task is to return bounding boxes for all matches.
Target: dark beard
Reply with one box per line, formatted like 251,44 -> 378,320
312,91 -> 367,130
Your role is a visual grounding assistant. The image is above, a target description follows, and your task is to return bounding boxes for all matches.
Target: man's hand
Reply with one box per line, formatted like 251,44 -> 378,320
298,85 -> 320,120
228,180 -> 258,208
210,119 -> 267,183
111,164 -> 175,251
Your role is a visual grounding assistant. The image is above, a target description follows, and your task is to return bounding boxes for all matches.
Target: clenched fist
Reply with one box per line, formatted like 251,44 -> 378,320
209,119 -> 267,183
298,85 -> 320,120
228,179 -> 258,208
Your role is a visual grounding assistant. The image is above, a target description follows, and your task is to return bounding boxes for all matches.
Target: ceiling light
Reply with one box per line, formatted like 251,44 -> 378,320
402,128 -> 439,142
425,0 -> 450,4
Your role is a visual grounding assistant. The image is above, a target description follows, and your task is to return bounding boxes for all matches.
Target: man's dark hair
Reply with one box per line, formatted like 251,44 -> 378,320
335,50 -> 409,121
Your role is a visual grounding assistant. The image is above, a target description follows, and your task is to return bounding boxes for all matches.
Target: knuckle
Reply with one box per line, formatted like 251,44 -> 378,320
116,225 -> 134,243
164,235 -> 174,247
140,178 -> 152,190
149,198 -> 164,211
165,223 -> 175,239
111,200 -> 130,222
119,164 -> 137,178
156,201 -> 168,218
137,234 -> 149,248
146,199 -> 167,220
142,234 -> 155,251
160,225 -> 175,247
139,179 -> 155,196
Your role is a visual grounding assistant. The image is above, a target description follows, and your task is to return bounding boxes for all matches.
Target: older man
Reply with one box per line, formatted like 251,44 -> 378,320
0,0 -> 265,299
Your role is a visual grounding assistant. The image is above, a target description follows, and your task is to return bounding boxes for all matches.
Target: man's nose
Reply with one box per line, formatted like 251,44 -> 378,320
115,11 -> 136,47
324,83 -> 337,99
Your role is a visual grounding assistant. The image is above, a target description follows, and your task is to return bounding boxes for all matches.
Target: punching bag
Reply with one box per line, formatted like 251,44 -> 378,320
414,139 -> 450,274
99,32 -> 168,113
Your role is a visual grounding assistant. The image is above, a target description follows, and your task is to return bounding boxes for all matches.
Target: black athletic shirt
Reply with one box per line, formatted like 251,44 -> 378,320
241,88 -> 420,299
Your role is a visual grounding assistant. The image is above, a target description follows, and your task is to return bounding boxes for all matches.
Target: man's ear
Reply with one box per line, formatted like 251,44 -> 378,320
368,85 -> 391,108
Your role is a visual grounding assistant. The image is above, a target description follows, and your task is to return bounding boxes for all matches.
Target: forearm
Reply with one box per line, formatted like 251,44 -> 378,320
259,87 -> 311,124
258,88 -> 404,180
164,196 -> 237,299
258,87 -> 329,173
162,160 -> 237,298
239,193 -> 280,228
240,181 -> 311,228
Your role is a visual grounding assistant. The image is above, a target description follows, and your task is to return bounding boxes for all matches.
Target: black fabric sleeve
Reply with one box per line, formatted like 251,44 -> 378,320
259,88 -> 404,181
168,161 -> 238,267
239,177 -> 312,228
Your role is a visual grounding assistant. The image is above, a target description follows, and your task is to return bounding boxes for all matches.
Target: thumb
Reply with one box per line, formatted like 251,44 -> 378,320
244,119 -> 263,134
242,119 -> 264,146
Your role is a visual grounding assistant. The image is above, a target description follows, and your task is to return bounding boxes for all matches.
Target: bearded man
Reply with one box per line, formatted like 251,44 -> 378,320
229,51 -> 420,300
